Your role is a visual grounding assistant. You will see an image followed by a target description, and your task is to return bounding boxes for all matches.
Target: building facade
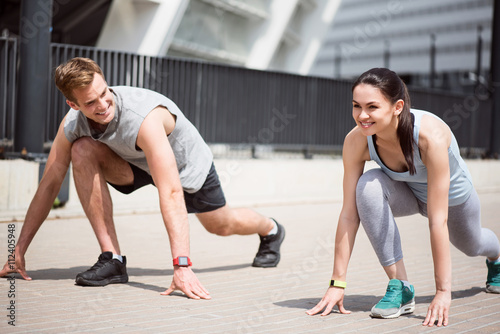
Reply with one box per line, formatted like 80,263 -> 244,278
96,0 -> 341,75
1,0 -> 493,92
309,0 -> 494,92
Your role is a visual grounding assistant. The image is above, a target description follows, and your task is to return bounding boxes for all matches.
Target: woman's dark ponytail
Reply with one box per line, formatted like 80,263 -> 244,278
396,81 -> 415,174
353,68 -> 416,174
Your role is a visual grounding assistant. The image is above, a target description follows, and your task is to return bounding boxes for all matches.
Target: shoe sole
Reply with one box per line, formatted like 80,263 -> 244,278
252,254 -> 281,268
486,284 -> 500,294
371,299 -> 415,319
75,275 -> 128,287
251,224 -> 286,268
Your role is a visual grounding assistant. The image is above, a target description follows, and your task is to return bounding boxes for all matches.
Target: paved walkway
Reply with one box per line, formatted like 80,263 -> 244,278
0,191 -> 499,333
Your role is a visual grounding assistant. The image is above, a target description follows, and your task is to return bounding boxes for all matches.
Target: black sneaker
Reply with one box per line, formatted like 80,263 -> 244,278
75,252 -> 128,286
252,219 -> 285,268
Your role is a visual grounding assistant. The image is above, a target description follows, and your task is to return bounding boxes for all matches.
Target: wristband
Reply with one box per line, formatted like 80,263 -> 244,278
173,256 -> 192,267
330,280 -> 347,289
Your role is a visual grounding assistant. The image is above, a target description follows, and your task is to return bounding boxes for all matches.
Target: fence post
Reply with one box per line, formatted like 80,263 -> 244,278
14,0 -> 52,154
490,1 -> 500,158
476,25 -> 483,87
429,34 -> 436,89
384,40 -> 390,69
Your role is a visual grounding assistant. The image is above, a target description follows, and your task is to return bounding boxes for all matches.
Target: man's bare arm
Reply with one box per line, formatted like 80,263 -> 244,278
0,118 -> 72,279
137,107 -> 210,299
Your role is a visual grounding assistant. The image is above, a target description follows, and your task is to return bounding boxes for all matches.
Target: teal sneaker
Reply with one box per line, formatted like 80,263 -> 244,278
486,259 -> 500,293
370,279 -> 415,319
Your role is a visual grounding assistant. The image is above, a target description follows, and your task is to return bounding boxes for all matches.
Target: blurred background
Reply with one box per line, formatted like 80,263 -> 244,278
2,4 -> 500,333
0,0 -> 498,162
1,0 -> 492,87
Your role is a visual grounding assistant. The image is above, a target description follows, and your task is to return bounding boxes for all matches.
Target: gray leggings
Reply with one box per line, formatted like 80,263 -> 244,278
356,169 -> 500,267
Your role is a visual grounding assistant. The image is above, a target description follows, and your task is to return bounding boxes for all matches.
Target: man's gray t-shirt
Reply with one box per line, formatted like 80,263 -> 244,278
64,86 -> 213,193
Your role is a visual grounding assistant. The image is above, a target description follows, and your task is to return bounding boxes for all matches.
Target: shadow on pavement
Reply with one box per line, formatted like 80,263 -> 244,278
275,286 -> 484,313
1,263 -> 251,281
274,296 -> 380,313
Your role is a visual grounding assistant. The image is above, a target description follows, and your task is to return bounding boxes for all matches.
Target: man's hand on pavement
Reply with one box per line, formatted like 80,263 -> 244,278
0,252 -> 32,280
161,266 -> 211,300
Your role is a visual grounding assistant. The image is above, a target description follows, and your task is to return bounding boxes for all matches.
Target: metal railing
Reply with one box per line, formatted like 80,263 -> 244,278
410,87 -> 492,154
0,37 -> 17,149
0,39 -> 494,156
48,43 -> 354,152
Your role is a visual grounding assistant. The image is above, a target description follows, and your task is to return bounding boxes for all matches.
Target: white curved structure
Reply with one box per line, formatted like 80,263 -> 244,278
97,0 -> 341,75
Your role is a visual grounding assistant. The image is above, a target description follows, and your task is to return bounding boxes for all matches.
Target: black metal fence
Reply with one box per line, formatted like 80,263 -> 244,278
0,38 -> 494,156
410,87 -> 492,153
48,43 -> 354,152
0,37 -> 17,149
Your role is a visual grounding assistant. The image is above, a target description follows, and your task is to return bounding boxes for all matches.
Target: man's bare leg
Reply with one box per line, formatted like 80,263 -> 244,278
71,137 -> 134,286
196,206 -> 285,267
71,137 -> 134,254
195,206 -> 274,236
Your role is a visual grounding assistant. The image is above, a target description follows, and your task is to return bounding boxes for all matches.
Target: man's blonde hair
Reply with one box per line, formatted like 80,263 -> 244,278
54,57 -> 104,104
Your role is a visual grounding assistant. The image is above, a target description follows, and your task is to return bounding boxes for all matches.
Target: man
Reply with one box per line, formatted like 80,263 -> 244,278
0,57 -> 285,299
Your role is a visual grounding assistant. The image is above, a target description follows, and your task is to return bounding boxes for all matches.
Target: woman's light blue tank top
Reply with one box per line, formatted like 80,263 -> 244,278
367,109 -> 473,206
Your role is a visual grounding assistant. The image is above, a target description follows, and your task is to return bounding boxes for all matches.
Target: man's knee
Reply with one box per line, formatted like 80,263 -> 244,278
199,211 -> 235,236
71,137 -> 105,165
204,220 -> 233,236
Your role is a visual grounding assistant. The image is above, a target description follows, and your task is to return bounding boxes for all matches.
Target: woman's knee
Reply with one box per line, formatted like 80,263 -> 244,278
450,232 -> 494,257
356,169 -> 388,204
456,244 -> 482,257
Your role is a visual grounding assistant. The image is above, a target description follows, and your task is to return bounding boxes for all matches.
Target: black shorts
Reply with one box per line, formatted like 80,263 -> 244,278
108,163 -> 226,214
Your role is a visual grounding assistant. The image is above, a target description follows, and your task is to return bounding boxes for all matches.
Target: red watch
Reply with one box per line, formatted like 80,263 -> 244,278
173,256 -> 192,267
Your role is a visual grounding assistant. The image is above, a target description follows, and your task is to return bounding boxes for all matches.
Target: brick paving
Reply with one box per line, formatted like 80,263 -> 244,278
0,191 -> 499,333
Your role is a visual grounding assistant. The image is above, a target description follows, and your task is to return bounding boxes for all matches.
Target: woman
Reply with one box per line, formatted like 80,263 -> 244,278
306,68 -> 500,327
